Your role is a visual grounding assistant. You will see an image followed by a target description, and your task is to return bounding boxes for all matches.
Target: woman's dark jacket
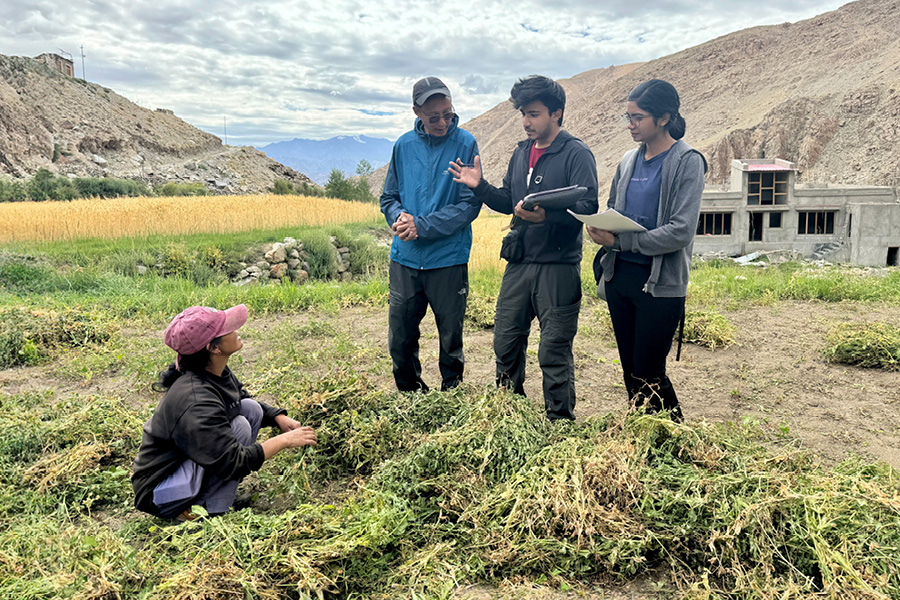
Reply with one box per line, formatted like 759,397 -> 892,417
132,368 -> 285,515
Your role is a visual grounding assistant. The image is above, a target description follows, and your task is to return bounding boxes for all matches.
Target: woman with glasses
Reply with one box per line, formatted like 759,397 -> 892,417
586,79 -> 707,422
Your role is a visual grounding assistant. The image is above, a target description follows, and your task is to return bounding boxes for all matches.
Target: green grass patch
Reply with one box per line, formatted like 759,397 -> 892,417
688,261 -> 900,304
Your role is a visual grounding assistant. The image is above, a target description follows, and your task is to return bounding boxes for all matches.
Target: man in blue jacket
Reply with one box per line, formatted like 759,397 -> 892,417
380,77 -> 481,393
449,75 -> 598,420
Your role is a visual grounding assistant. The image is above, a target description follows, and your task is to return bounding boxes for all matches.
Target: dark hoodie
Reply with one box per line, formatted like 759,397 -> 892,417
131,368 -> 285,516
473,130 -> 599,264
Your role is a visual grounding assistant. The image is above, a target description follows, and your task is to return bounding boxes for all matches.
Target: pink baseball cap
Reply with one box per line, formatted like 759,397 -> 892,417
163,304 -> 248,356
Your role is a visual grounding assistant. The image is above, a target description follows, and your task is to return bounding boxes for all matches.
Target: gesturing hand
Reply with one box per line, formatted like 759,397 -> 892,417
448,155 -> 482,189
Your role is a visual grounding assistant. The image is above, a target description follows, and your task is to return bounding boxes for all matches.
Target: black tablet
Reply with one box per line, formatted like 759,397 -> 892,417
521,185 -> 588,210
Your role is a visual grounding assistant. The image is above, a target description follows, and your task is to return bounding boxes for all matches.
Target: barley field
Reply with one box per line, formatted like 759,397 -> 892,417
0,194 -> 383,242
469,213 -> 507,273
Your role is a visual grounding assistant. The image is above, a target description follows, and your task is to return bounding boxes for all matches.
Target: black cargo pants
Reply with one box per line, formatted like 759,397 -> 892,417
388,261 -> 468,392
605,257 -> 685,420
494,262 -> 582,420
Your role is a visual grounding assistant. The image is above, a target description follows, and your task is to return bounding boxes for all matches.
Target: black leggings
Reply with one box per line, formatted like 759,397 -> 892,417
606,258 -> 684,418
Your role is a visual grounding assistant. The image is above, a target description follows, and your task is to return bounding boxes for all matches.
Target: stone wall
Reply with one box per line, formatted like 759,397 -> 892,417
231,236 -> 352,286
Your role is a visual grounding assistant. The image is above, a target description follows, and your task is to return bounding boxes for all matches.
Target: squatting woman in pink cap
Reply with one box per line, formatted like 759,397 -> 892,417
131,304 -> 316,520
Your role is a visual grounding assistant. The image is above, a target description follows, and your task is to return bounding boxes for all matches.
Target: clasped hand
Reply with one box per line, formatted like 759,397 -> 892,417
393,212 -> 418,241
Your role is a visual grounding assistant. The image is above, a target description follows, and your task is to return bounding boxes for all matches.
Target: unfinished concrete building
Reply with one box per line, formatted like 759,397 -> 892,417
695,159 -> 900,267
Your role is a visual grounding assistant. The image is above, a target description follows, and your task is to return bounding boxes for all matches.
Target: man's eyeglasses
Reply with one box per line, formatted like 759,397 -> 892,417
621,112 -> 648,126
426,112 -> 455,124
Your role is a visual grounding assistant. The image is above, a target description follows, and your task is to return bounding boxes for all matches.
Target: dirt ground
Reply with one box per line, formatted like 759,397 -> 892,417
330,299 -> 900,471
2,298 -> 897,473
2,298 -> 898,599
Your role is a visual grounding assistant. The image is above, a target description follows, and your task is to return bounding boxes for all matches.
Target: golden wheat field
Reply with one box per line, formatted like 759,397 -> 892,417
469,213 -> 507,273
0,194 -> 384,242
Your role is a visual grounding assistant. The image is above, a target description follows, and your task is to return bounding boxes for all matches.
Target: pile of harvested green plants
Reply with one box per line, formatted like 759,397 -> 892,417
2,368 -> 898,600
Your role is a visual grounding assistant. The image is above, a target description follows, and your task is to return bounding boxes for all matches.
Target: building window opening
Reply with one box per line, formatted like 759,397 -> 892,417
697,212 -> 732,235
747,172 -> 789,206
769,212 -> 782,228
797,211 -> 835,235
889,247 -> 899,267
749,213 -> 763,241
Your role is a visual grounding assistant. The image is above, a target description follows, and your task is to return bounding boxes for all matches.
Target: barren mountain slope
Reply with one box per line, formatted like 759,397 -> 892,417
373,0 -> 900,195
0,55 -> 312,193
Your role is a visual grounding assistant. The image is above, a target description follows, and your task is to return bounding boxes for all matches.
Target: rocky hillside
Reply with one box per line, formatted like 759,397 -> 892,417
0,55 -> 313,194
373,0 -> 900,195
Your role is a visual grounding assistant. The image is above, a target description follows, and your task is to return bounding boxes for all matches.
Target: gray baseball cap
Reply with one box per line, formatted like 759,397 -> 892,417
412,77 -> 451,106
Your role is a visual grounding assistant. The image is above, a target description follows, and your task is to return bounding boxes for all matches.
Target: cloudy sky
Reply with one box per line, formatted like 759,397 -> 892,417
2,0 -> 848,147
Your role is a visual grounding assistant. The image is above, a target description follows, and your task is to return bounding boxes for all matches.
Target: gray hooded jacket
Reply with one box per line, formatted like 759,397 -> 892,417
599,139 -> 707,297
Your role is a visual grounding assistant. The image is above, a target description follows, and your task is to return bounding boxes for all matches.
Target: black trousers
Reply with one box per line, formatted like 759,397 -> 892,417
494,262 -> 582,420
606,257 -> 685,418
388,261 -> 468,392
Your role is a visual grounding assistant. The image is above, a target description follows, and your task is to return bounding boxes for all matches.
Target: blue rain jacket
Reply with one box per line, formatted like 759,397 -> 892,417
380,116 -> 481,270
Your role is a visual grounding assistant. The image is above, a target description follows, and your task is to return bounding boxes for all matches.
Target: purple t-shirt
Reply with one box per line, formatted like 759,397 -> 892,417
620,148 -> 670,264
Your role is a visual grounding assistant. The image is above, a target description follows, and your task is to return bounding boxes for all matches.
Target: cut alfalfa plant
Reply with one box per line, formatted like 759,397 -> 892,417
465,289 -> 497,329
461,427 -> 653,581
371,387 -> 551,518
683,308 -> 736,349
823,321 -> 900,370
259,369 -> 469,500
0,306 -> 117,368
454,412 -> 900,596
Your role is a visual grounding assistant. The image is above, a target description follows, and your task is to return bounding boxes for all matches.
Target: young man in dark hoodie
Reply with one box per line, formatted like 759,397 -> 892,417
449,75 -> 598,421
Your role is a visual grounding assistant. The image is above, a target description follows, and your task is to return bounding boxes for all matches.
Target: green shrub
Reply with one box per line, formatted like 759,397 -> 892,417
25,168 -> 54,201
296,181 -> 325,197
272,178 -> 294,195
160,243 -> 192,278
0,178 -> 27,202
300,231 -> 339,279
345,233 -> 387,277
155,182 -> 208,196
24,168 -> 80,201
824,322 -> 900,370
73,176 -> 148,198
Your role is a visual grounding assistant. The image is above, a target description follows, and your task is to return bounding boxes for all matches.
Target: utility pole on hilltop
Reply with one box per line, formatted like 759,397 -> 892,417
224,116 -> 228,145
80,45 -> 86,80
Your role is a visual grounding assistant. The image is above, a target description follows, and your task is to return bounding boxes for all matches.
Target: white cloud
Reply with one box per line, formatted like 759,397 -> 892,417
0,0 -> 848,144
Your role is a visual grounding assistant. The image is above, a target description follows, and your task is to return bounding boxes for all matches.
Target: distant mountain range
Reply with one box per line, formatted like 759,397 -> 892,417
259,135 -> 394,185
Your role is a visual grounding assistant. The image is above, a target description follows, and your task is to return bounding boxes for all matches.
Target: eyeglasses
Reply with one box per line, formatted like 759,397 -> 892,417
426,111 -> 455,124
621,112 -> 648,126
